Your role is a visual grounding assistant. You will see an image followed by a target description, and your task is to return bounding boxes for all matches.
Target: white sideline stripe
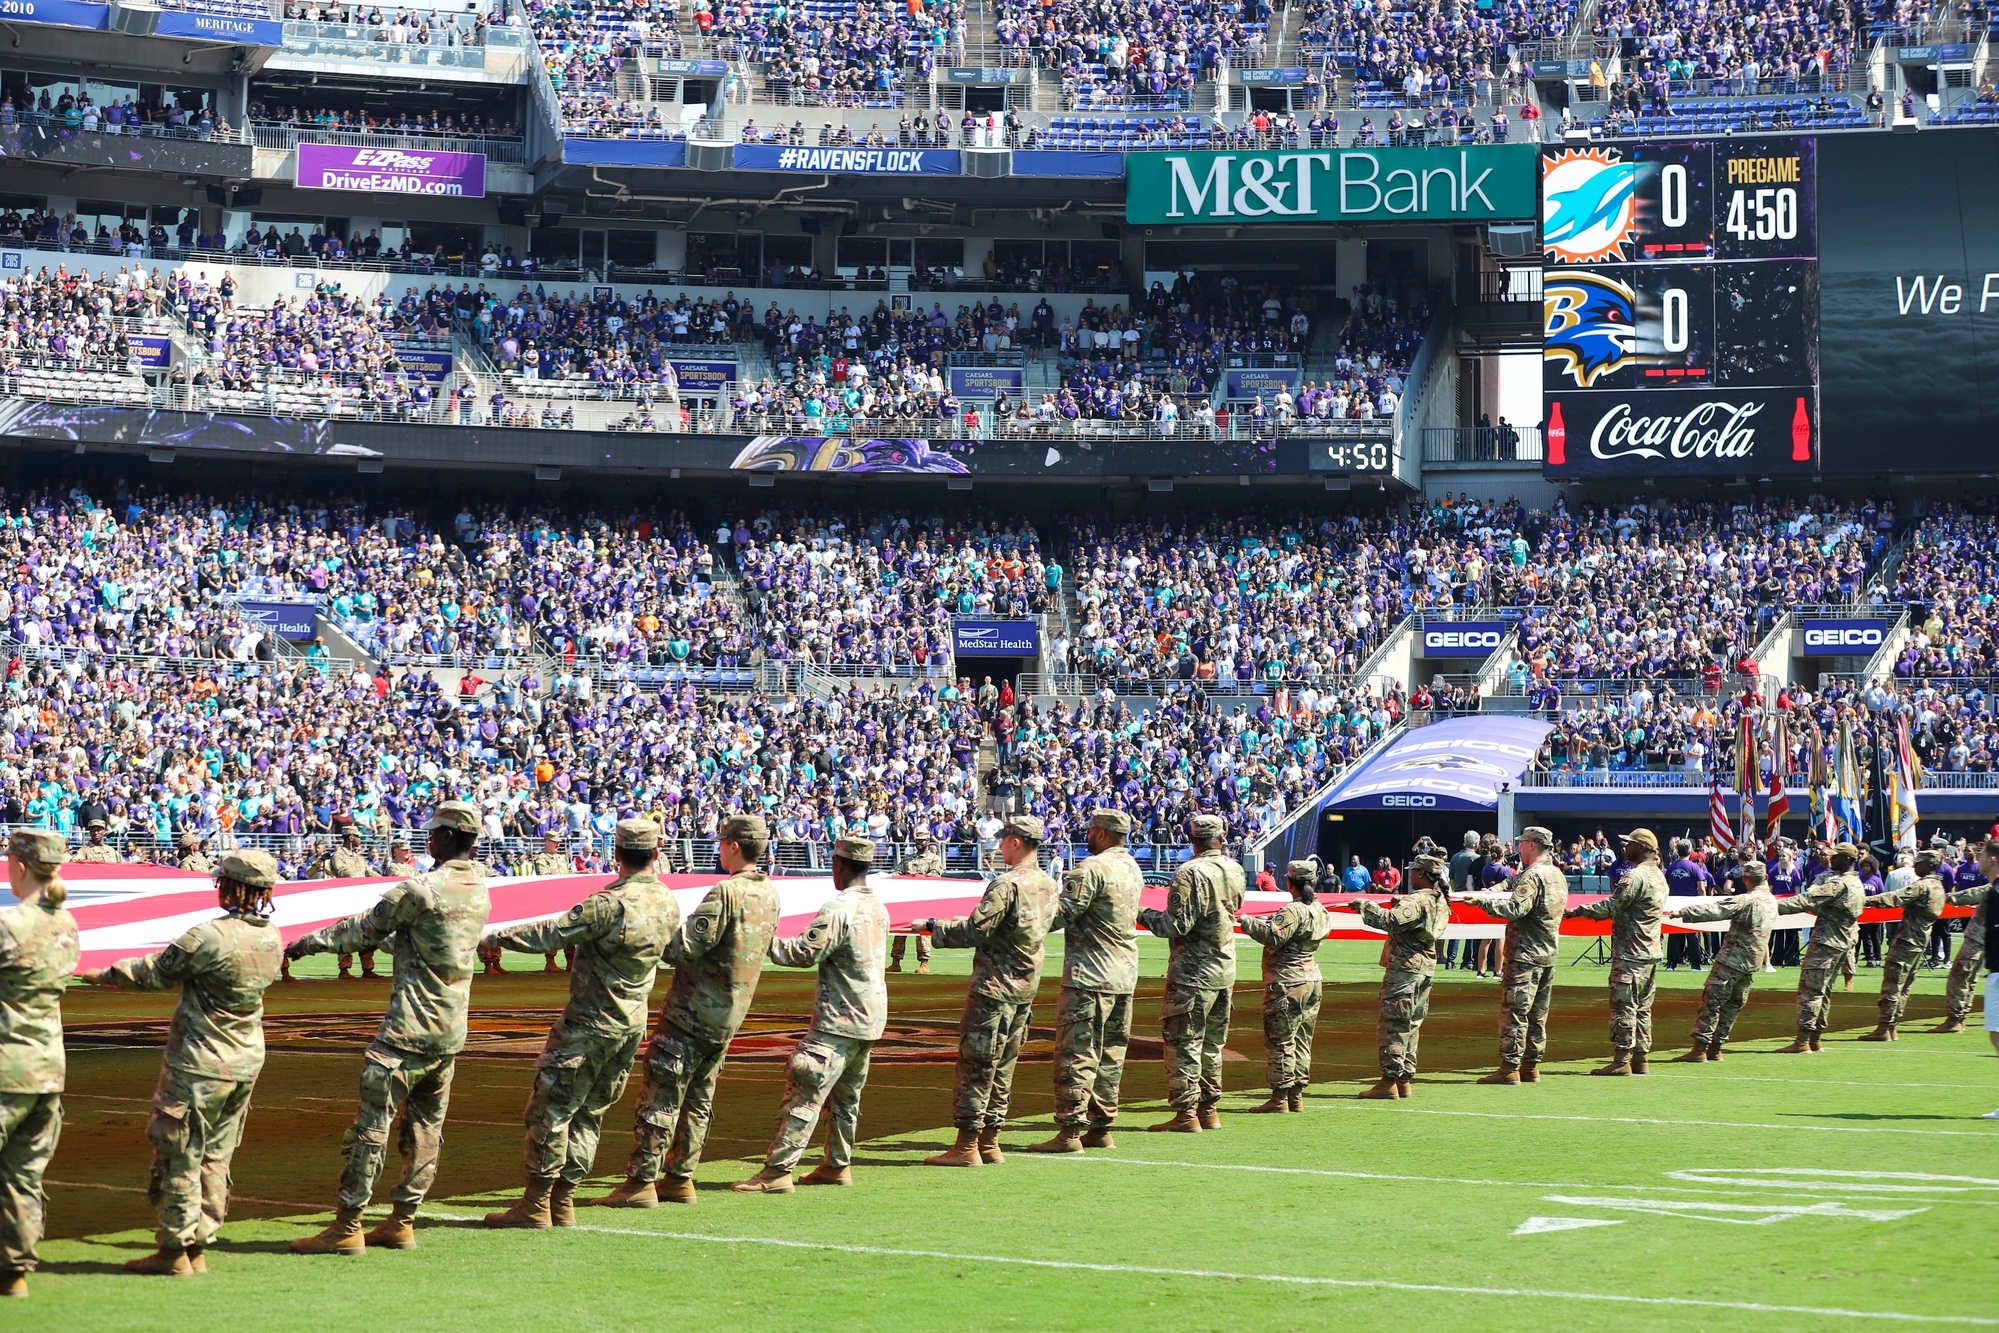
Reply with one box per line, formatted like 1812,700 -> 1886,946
415,1214 -> 1998,1325
1653,1076 -> 1999,1092
49,1179 -> 323,1211
1320,1107 -> 1999,1137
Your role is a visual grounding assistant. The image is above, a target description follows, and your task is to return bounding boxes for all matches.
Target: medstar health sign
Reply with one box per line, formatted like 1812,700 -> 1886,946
1125,145 -> 1538,224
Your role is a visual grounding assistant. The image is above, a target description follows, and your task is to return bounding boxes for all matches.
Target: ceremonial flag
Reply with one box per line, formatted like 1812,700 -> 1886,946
1735,710 -> 1759,850
1766,713 -> 1791,849
1833,715 -> 1866,844
1891,714 -> 1922,851
1806,722 -> 1832,841
1709,773 -> 1737,851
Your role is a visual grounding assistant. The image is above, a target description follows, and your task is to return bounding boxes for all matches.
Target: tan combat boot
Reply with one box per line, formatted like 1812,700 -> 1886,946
1246,1088 -> 1291,1112
924,1129 -> 984,1167
185,1248 -> 208,1274
365,1206 -> 419,1249
1078,1127 -> 1116,1149
549,1181 -> 577,1228
1196,1102 -> 1221,1130
123,1247 -> 195,1276
1590,1050 -> 1633,1077
0,1271 -> 26,1297
1776,1026 -> 1814,1053
1930,1016 -> 1968,1034
289,1206 -> 366,1255
1671,1045 -> 1708,1063
730,1167 -> 796,1194
1356,1077 -> 1401,1099
1021,1128 -> 1084,1154
799,1163 -> 853,1187
1706,1040 -> 1725,1061
586,1176 -> 659,1208
1630,1052 -> 1649,1074
657,1176 -> 698,1205
1285,1086 -> 1304,1111
915,961 -> 930,974
975,1128 -> 1005,1164
1147,1108 -> 1202,1133
1394,1079 -> 1412,1099
484,1177 -> 556,1229
1856,1022 -> 1893,1042
1807,1032 -> 1824,1052
1518,1061 -> 1542,1083
1477,1062 -> 1520,1085
887,958 -> 903,973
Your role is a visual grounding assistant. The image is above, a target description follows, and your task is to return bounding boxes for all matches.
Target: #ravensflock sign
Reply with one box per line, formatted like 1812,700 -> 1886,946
1125,145 -> 1538,224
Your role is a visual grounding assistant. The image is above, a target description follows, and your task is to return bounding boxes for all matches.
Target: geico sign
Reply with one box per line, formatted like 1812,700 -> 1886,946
1381,794 -> 1439,807
1802,627 -> 1884,649
1425,630 -> 1504,650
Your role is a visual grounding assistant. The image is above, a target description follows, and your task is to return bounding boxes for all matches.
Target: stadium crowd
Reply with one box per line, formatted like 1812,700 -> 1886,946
1889,503 -> 1999,678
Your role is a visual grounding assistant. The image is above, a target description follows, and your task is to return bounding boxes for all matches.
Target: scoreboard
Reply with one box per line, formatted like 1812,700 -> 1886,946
1540,139 -> 1821,476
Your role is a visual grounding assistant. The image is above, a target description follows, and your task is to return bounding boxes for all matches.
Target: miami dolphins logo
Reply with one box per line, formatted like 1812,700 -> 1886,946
1544,271 -> 1651,388
1542,148 -> 1641,263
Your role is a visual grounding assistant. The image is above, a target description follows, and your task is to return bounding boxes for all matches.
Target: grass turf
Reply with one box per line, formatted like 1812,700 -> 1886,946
30,938 -> 1999,1331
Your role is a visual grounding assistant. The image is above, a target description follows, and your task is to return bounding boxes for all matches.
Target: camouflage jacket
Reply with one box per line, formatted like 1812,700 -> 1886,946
1358,887 -> 1451,975
529,852 -> 573,876
73,844 -> 127,864
1676,886 -> 1778,972
1052,846 -> 1144,994
293,858 -> 491,1058
659,868 -> 781,1043
929,861 -> 1060,1003
770,883 -> 889,1042
178,853 -> 214,875
1784,870 -> 1866,954
1870,874 -> 1946,950
314,847 -> 374,879
1136,850 -> 1245,992
1486,860 -> 1569,968
897,851 -> 946,875
487,870 -> 678,1037
1566,859 -> 1668,965
1947,881 -> 1989,932
0,898 -> 80,1094
100,910 -> 283,1081
1238,899 -> 1331,987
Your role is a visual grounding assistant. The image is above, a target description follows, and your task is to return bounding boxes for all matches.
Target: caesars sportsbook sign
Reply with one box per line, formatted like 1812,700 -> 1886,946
1125,145 -> 1537,224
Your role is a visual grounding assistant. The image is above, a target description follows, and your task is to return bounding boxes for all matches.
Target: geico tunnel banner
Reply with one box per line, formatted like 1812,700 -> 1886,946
48,863 -> 1964,970
1125,145 -> 1538,224
1420,621 -> 1510,656
1798,618 -> 1889,653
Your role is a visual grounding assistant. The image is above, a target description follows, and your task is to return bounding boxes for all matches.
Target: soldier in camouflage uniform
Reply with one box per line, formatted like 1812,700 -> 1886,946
1024,809 -> 1144,1153
591,813 -> 780,1208
889,831 -> 945,973
0,830 -> 77,1298
80,851 -> 285,1276
912,815 -> 1060,1167
1860,847 -> 1948,1040
733,835 -> 890,1194
72,819 -> 126,864
1477,826 -> 1568,1085
1563,828 -> 1669,1076
178,832 -> 214,876
286,801 -> 491,1255
1666,859 -> 1779,1060
1778,841 -> 1867,1053
315,820 -> 380,981
1138,814 -> 1244,1132
481,819 -> 677,1229
528,833 -> 577,974
1236,859 -> 1331,1112
1344,853 -> 1451,1099
1931,839 -> 1998,1033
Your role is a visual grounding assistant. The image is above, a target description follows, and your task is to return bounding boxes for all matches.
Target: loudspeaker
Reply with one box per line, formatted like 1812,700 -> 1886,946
1487,224 -> 1534,258
840,219 -> 859,236
1100,223 -> 1121,240
110,2 -> 162,35
687,140 -> 733,171
963,149 -> 1010,177
799,216 -> 821,234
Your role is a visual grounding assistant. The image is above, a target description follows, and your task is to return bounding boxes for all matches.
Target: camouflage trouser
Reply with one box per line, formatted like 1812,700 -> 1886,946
1052,986 -> 1131,1131
145,1066 -> 256,1249
1262,980 -> 1322,1090
1608,962 -> 1659,1054
628,1023 -> 732,1184
1877,944 -> 1926,1025
338,1042 -> 455,1211
1160,983 -> 1232,1110
1377,969 -> 1432,1081
1497,961 -> 1556,1066
951,993 -> 1033,1130
1797,942 -> 1843,1033
522,1024 -> 641,1184
765,1033 -> 873,1173
1945,928 -> 1986,1022
1691,964 -> 1756,1046
0,1092 -> 60,1273
890,934 -> 932,965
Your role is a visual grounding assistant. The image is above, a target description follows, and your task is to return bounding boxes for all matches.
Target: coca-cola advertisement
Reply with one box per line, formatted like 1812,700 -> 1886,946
1543,388 -> 1818,476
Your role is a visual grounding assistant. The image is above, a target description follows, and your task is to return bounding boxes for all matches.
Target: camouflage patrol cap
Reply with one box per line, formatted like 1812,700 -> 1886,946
542,830 -> 563,843
179,831 -> 203,850
1914,847 -> 1943,869
8,829 -> 66,866
1286,859 -> 1317,881
1739,859 -> 1768,881
424,800 -> 481,833
1832,841 -> 1862,860
86,817 -> 107,830
218,849 -> 279,891
914,828 -> 936,844
1089,809 -> 1130,835
719,813 -> 768,842
1411,853 -> 1449,884
1620,827 -> 1659,853
1188,813 -> 1227,840
615,818 -> 661,851
1001,815 -> 1046,843
833,835 -> 874,867
1517,826 -> 1556,848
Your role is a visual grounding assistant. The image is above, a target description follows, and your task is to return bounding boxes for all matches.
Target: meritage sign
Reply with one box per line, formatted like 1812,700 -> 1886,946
1125,145 -> 1538,224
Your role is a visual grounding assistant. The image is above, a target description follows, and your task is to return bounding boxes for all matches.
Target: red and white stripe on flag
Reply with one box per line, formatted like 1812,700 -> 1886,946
1709,777 -> 1737,850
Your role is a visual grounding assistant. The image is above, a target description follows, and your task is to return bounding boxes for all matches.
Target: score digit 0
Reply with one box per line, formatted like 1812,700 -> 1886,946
1661,164 -> 1689,229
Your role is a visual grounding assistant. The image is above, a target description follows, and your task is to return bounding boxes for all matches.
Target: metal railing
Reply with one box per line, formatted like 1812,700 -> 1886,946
276,20 -> 527,71
253,124 -> 530,165
1422,426 -> 1546,464
3,638 -> 356,678
1519,768 -> 1999,790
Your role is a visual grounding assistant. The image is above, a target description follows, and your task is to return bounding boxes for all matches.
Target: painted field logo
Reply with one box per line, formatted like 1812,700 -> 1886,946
1542,147 -> 1641,264
1124,146 -> 1537,225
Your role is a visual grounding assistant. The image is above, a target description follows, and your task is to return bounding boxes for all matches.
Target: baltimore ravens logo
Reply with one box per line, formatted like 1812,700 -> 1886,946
1545,271 -> 1651,389
1542,147 -> 1641,264
1386,754 -> 1511,778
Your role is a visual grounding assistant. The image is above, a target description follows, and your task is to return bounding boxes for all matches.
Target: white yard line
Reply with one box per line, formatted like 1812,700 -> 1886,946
1312,1106 -> 1999,1136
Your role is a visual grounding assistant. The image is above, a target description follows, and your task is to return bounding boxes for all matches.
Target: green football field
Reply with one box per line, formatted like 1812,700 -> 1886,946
32,939 -> 1999,1331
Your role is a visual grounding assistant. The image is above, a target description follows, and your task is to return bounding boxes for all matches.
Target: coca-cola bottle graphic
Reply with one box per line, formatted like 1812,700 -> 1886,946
1790,396 -> 1811,463
1546,401 -> 1566,466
